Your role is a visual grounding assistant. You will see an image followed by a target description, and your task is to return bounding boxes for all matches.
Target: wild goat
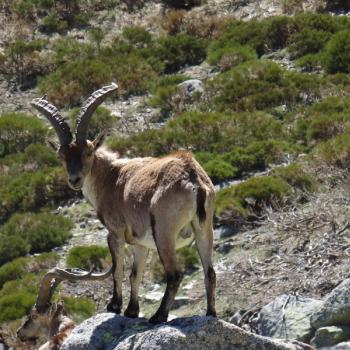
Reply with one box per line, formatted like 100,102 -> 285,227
31,83 -> 216,323
17,267 -> 111,349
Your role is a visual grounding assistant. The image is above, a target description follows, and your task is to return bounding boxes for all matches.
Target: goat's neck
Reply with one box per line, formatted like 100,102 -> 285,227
82,149 -> 123,209
49,314 -> 75,338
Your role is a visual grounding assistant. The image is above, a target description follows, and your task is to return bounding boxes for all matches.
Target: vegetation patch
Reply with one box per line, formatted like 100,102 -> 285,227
66,245 -> 110,270
0,212 -> 72,265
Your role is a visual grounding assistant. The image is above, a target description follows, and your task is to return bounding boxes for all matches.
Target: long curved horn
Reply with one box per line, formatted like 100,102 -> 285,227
75,83 -> 118,144
36,267 -> 112,312
31,97 -> 73,145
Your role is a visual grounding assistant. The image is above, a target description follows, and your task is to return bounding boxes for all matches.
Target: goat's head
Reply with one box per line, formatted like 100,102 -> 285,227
31,83 -> 118,190
17,267 -> 111,343
17,302 -> 64,342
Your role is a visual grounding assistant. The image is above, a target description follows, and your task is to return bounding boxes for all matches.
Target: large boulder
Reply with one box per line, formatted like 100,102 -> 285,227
311,279 -> 350,329
177,79 -> 204,97
311,326 -> 350,348
61,313 -> 312,350
258,294 -> 323,343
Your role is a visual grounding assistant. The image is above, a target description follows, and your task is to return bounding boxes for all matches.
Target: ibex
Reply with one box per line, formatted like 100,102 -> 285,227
30,83 -> 216,323
17,267 -> 111,349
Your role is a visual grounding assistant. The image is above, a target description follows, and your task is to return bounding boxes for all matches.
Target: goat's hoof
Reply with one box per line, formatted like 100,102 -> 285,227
107,301 -> 121,314
149,313 -> 167,324
206,310 -> 217,317
124,307 -> 139,318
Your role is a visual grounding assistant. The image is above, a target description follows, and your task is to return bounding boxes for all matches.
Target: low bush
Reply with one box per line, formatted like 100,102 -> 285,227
207,45 -> 256,71
69,106 -> 115,140
272,163 -> 316,192
0,273 -> 40,299
0,291 -> 36,322
0,167 -> 73,222
109,111 -> 283,158
289,28 -> 331,58
0,113 -> 47,157
0,253 -> 59,292
66,245 -> 110,270
202,158 -> 238,184
0,258 -> 27,288
0,212 -> 72,264
63,296 -> 96,323
315,134 -> 350,168
323,30 -> 350,74
154,34 -> 207,73
216,175 -> 291,226
206,60 -> 323,112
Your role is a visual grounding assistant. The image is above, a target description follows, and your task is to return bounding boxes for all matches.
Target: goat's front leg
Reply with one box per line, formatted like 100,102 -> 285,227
124,245 -> 149,318
107,232 -> 125,314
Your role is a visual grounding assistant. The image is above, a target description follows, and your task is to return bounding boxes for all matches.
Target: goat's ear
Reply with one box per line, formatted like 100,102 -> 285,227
47,140 -> 59,152
93,131 -> 107,150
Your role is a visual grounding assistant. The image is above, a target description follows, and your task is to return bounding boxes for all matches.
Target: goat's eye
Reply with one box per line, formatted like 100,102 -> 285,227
31,314 -> 38,320
86,150 -> 93,157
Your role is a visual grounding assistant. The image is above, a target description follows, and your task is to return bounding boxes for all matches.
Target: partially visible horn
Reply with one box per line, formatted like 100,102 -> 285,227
31,97 -> 73,145
75,83 -> 118,144
35,267 -> 112,312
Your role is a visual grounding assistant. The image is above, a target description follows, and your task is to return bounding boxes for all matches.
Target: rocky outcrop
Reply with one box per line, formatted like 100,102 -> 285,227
61,314 -> 312,350
258,294 -> 323,343
311,326 -> 350,348
311,279 -> 350,329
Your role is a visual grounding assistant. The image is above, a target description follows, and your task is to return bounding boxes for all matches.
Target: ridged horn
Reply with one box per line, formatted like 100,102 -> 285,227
75,83 -> 118,144
31,97 -> 73,145
35,267 -> 112,312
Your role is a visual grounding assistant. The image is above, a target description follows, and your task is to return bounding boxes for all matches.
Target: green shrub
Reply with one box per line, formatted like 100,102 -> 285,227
0,167 -> 73,222
216,176 -> 291,219
122,26 -> 152,47
207,60 -> 322,112
0,273 -> 40,297
38,58 -> 113,107
0,112 -> 47,157
108,111 -> 283,157
289,29 -> 331,58
154,34 -> 207,73
207,45 -> 256,71
66,245 -> 110,270
0,212 -> 72,263
202,158 -> 238,184
323,30 -> 350,73
272,163 -> 316,192
0,258 -> 27,288
40,14 -> 68,34
0,292 -> 36,322
307,113 -> 350,142
63,296 -> 96,323
0,236 -> 30,266
296,54 -> 322,71
0,253 -> 59,289
69,106 -> 115,140
315,134 -> 350,168
209,19 -> 267,57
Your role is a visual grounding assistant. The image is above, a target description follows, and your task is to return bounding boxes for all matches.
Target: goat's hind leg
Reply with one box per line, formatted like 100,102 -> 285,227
124,245 -> 149,318
192,219 -> 216,317
107,232 -> 125,314
149,219 -> 182,324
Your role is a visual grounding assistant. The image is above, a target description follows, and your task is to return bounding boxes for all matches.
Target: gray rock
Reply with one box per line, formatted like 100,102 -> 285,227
326,341 -> 350,349
177,79 -> 204,97
258,294 -> 323,343
311,279 -> 350,329
61,313 -> 312,350
311,326 -> 350,348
